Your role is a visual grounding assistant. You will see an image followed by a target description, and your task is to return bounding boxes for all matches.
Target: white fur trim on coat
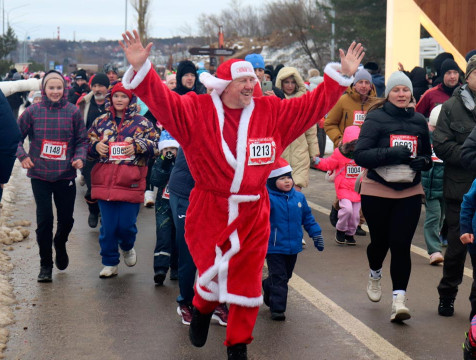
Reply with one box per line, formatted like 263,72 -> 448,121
0,78 -> 41,97
122,59 -> 152,90
269,165 -> 292,178
323,62 -> 354,87
200,72 -> 231,96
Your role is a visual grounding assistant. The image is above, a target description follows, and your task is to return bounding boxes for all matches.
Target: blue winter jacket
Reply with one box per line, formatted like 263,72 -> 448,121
460,179 -> 476,254
267,186 -> 322,255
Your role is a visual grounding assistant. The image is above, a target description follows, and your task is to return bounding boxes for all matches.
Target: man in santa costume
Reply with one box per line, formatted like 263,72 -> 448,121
120,30 -> 364,360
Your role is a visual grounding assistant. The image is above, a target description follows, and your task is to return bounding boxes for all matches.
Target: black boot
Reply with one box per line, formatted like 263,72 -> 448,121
355,225 -> 367,236
438,297 -> 455,316
38,266 -> 52,282
88,212 -> 99,228
227,343 -> 247,360
54,241 -> 69,270
189,307 -> 213,347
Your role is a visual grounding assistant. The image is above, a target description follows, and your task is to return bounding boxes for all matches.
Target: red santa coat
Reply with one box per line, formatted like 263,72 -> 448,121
123,59 -> 351,307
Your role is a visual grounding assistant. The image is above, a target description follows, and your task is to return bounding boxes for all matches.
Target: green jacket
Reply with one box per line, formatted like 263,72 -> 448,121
422,134 -> 444,199
433,85 -> 476,202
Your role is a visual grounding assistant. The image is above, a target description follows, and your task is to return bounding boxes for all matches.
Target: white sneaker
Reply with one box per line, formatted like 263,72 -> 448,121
302,238 -> 306,245
99,266 -> 118,278
122,248 -> 137,267
144,190 -> 154,207
429,251 -> 444,265
390,293 -> 411,322
79,175 -> 86,186
367,276 -> 382,302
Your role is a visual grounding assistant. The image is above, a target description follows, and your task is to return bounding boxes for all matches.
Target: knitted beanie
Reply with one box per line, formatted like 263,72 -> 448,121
440,59 -> 460,75
42,70 -> 65,89
429,104 -> 442,127
466,55 -> 476,80
111,82 -> 133,100
244,54 -> 265,70
91,73 -> 110,88
353,68 -> 372,85
385,71 -> 413,97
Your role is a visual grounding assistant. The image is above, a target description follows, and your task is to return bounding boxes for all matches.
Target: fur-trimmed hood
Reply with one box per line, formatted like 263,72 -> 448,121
275,67 -> 307,99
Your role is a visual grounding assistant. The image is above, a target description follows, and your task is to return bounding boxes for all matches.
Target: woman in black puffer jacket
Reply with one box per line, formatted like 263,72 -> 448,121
354,71 -> 432,323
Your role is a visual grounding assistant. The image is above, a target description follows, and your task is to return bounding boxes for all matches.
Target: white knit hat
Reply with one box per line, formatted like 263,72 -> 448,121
385,71 -> 413,97
429,104 -> 442,127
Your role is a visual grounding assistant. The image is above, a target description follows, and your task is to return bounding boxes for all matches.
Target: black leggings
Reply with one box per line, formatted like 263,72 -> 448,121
361,194 -> 422,291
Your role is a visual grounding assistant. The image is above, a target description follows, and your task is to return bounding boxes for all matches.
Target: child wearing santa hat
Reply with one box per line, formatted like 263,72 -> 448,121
263,158 -> 324,321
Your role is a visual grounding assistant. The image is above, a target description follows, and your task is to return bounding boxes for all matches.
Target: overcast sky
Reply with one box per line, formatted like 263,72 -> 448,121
5,0 -> 258,42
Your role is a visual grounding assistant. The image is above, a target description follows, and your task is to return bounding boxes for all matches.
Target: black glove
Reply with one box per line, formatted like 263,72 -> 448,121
161,154 -> 175,170
313,235 -> 324,251
79,83 -> 90,93
409,156 -> 429,171
385,146 -> 412,164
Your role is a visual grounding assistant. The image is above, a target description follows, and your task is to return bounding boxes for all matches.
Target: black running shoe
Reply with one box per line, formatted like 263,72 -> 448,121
37,266 -> 52,283
189,307 -> 213,347
438,297 -> 455,317
227,343 -> 247,360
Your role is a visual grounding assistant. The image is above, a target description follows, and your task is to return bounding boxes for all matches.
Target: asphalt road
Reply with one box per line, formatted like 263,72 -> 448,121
3,169 -> 473,360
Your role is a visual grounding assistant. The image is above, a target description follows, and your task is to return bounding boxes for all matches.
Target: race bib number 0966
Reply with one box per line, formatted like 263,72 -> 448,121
390,134 -> 418,157
248,137 -> 276,166
40,140 -> 67,160
109,142 -> 135,161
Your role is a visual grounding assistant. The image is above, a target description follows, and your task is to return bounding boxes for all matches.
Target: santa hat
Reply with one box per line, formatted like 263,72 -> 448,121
199,59 -> 257,95
268,158 -> 293,179
158,130 -> 180,151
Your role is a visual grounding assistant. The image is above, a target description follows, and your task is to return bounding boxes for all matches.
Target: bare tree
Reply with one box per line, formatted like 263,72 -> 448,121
130,0 -> 152,44
198,1 -> 263,39
263,0 -> 330,69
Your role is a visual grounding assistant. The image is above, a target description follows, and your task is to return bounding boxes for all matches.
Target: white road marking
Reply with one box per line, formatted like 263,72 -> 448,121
307,200 -> 473,279
289,272 -> 412,360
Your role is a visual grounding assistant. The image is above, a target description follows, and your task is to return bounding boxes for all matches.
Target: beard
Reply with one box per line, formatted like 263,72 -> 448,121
94,93 -> 106,101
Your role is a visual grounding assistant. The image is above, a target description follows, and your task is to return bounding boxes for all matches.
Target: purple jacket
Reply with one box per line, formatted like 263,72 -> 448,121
16,95 -> 88,182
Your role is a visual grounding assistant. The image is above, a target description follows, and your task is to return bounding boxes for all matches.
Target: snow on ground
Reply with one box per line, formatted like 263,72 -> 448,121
0,162 -> 32,358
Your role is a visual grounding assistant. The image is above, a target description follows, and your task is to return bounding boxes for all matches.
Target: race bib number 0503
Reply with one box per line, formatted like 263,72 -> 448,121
390,134 -> 418,157
248,137 -> 276,166
40,140 -> 67,160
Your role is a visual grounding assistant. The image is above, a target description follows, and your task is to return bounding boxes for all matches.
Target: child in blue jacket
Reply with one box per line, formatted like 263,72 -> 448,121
459,179 -> 476,357
262,158 -> 324,321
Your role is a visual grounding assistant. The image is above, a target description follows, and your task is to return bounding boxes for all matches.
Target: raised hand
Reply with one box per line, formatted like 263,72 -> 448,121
119,30 -> 153,71
339,42 -> 365,77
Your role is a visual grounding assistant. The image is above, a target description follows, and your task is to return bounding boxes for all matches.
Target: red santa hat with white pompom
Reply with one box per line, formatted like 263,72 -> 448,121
268,157 -> 293,178
199,59 -> 258,95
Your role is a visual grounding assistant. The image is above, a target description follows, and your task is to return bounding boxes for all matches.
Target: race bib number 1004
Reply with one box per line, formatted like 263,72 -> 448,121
248,137 -> 276,166
40,140 -> 67,160
390,134 -> 418,157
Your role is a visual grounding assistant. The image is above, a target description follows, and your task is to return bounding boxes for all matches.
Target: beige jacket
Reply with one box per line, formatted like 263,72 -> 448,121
275,67 -> 318,188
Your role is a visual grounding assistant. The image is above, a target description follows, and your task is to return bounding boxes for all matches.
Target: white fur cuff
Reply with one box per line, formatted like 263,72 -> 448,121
123,59 -> 152,90
324,62 -> 354,87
